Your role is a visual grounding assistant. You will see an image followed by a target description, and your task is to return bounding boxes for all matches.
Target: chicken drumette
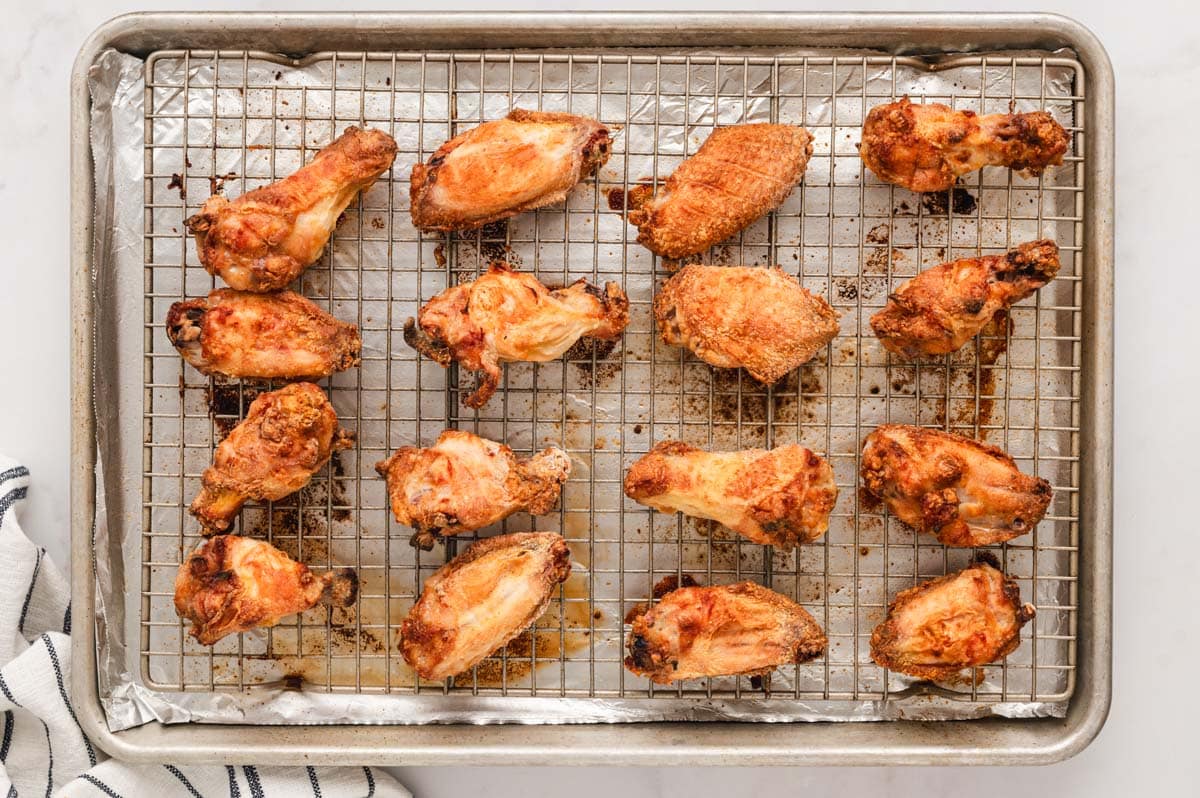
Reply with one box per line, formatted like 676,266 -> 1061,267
859,98 -> 1070,193
404,262 -> 629,408
410,109 -> 612,231
861,424 -> 1052,547
190,382 -> 353,534
174,534 -> 358,646
166,289 -> 361,380
628,124 -> 813,260
870,240 -> 1060,359
376,430 -> 572,550
186,126 -> 398,291
870,556 -> 1036,681
400,532 -> 571,681
625,579 -> 826,683
655,265 -> 840,384
624,441 -> 838,549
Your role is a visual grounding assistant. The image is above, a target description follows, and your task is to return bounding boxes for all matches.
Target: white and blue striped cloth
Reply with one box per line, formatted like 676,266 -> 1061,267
0,456 -> 409,797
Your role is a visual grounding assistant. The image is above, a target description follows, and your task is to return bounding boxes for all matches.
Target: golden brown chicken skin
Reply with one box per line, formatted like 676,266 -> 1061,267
404,262 -> 629,408
400,532 -> 571,681
628,124 -> 813,259
861,425 -> 1052,547
625,580 -> 826,683
871,240 -> 1060,359
185,126 -> 398,291
376,430 -> 572,550
624,441 -> 838,549
870,556 -> 1035,681
174,534 -> 357,646
410,109 -> 612,231
166,289 -> 361,380
190,383 -> 353,534
655,265 -> 840,383
859,98 -> 1069,193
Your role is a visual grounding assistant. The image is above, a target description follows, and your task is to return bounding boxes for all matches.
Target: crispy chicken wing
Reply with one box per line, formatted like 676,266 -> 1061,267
655,265 -> 840,383
859,98 -> 1069,193
404,262 -> 629,408
861,424 -> 1052,547
166,289 -> 361,380
400,532 -> 571,681
625,580 -> 826,683
174,534 -> 358,646
870,556 -> 1035,681
624,441 -> 838,549
410,109 -> 611,231
190,382 -> 353,534
871,240 -> 1060,358
376,430 -> 572,550
185,126 -> 398,291
628,124 -> 813,259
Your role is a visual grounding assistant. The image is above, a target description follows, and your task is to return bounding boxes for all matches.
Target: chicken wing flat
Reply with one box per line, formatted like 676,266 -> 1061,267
185,126 -> 398,291
190,382 -> 353,534
625,580 -> 826,683
376,430 -> 572,550
624,441 -> 838,549
859,98 -> 1070,193
166,289 -> 361,380
870,240 -> 1060,359
404,261 -> 629,408
410,109 -> 612,231
655,265 -> 840,384
175,534 -> 357,646
861,424 -> 1052,547
400,532 -> 571,681
870,556 -> 1035,681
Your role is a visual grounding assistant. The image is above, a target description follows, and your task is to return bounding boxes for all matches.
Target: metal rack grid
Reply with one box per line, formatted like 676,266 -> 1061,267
139,48 -> 1082,709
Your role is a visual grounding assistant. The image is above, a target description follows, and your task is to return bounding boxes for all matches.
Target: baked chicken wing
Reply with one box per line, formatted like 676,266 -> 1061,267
186,126 -> 398,291
655,265 -> 840,383
376,430 -> 572,550
410,109 -> 612,231
625,580 -> 826,683
861,424 -> 1052,547
870,240 -> 1060,358
859,98 -> 1070,193
624,441 -> 838,549
166,289 -> 361,380
190,382 -> 353,534
870,556 -> 1035,681
404,262 -> 629,408
628,124 -> 812,259
175,534 -> 358,646
400,532 -> 571,681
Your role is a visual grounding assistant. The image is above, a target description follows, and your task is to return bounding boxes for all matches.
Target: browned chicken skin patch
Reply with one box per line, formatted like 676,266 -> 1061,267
404,262 -> 629,408
409,109 -> 612,231
628,124 -> 813,259
190,382 -> 353,534
870,556 -> 1035,681
185,126 -> 398,292
375,430 -> 571,550
400,532 -> 571,681
655,265 -> 840,384
166,289 -> 361,380
859,98 -> 1069,193
870,240 -> 1060,359
861,424 -> 1052,547
174,534 -> 357,646
625,580 -> 826,683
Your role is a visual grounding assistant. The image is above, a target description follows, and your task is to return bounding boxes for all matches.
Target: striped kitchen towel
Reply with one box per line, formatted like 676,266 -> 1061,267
0,457 -> 409,797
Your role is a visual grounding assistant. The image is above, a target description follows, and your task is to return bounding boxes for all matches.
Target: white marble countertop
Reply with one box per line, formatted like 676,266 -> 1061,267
1,0 -> 1195,794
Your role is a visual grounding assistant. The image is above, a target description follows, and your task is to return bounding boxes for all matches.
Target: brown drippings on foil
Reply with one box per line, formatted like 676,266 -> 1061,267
206,381 -> 269,439
859,487 -> 883,513
920,188 -> 977,216
209,171 -> 239,194
433,242 -> 447,269
167,173 -> 186,199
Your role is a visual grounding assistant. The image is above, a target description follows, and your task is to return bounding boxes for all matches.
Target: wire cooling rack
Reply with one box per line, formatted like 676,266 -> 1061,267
139,48 -> 1082,709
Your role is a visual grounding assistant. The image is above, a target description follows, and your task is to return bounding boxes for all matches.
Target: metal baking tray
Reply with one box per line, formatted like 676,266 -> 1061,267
70,12 -> 1113,765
